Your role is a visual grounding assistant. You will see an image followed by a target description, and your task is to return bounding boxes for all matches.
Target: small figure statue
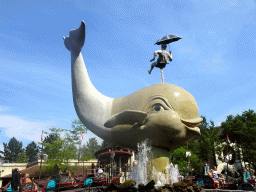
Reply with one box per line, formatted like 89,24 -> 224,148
148,44 -> 172,74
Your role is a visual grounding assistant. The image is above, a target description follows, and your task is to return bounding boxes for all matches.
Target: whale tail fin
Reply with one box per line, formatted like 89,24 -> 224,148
63,21 -> 85,53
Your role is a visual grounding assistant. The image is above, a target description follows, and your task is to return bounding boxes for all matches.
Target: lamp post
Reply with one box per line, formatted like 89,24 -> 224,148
186,151 -> 191,178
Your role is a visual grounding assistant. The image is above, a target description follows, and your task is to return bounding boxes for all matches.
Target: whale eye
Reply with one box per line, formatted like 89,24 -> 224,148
153,104 -> 164,111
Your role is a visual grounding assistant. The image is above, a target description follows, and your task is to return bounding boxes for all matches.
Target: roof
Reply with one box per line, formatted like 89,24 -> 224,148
1,165 -> 44,179
97,150 -> 133,157
94,145 -> 133,157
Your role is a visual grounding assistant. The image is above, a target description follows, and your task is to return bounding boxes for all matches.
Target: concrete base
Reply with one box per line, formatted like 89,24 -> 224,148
147,157 -> 170,182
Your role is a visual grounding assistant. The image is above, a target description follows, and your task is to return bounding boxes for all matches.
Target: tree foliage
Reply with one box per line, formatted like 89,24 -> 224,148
172,116 -> 222,173
221,109 -> 256,170
3,137 -> 23,163
189,116 -> 221,164
171,146 -> 202,173
81,138 -> 101,160
25,141 -> 39,162
43,132 -> 60,159
16,149 -> 28,163
43,128 -> 77,162
42,120 -> 87,172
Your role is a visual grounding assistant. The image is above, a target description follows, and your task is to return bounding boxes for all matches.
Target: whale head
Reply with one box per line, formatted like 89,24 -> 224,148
104,83 -> 202,150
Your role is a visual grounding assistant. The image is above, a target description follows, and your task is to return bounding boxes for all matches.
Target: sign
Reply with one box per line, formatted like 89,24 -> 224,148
186,151 -> 191,157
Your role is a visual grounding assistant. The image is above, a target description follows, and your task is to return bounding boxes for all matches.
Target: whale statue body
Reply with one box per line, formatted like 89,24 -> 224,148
63,21 -> 202,152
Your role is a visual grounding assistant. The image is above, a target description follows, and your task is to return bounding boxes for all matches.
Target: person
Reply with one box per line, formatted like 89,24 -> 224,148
96,166 -> 105,179
209,169 -> 219,189
53,163 -> 61,191
24,174 -> 32,183
2,182 -> 12,192
247,168 -> 252,180
91,163 -> 97,178
113,163 -> 118,177
251,173 -> 256,187
11,168 -> 21,192
218,173 -> 225,187
178,171 -> 184,182
243,168 -> 251,183
213,166 -> 224,188
60,169 -> 74,185
148,44 -> 172,74
203,162 -> 210,176
22,174 -> 38,191
67,172 -> 75,185
252,172 -> 256,182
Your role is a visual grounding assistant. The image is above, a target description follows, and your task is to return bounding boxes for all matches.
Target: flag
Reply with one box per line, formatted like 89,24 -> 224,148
227,135 -> 230,144
41,131 -> 43,142
81,133 -> 83,140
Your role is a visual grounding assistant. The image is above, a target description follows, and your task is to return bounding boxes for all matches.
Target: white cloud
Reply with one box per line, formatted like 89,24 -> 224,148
0,106 -> 9,112
0,115 -> 52,142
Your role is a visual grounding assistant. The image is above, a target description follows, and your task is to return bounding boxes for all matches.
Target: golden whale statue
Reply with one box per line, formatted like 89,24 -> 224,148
63,21 -> 202,153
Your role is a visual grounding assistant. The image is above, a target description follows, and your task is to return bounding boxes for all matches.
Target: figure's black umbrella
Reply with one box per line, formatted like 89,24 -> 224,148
155,35 -> 181,45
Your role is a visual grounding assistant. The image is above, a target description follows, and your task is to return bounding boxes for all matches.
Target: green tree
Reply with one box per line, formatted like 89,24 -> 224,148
26,141 -> 39,162
3,137 -> 23,163
189,116 -> 220,165
43,132 -> 60,159
221,109 -> 256,170
66,119 -> 87,160
16,149 -> 28,163
171,146 -> 202,173
81,138 -> 100,160
44,128 -> 77,162
43,128 -> 77,173
42,120 -> 86,172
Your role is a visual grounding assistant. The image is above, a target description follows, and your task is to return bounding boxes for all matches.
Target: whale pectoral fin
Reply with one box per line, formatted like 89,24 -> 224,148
104,110 -> 147,128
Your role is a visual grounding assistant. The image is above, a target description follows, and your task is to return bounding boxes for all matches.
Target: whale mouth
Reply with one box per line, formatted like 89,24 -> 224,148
184,125 -> 200,134
181,120 -> 201,134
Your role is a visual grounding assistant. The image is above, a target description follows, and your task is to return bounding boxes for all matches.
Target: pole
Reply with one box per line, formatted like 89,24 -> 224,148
111,146 -> 113,181
187,142 -> 190,178
78,140 -> 81,164
160,69 -> 164,83
83,161 -> 84,178
227,159 -> 228,182
39,130 -> 44,182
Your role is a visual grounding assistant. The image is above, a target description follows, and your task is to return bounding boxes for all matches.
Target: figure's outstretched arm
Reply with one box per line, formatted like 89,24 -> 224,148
150,58 -> 155,62
150,51 -> 159,62
169,51 -> 172,61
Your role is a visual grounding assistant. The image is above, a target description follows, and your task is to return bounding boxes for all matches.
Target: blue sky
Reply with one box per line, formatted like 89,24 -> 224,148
0,0 -> 256,151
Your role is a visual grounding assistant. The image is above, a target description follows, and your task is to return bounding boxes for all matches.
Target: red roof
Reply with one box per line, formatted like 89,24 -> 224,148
97,150 -> 133,157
